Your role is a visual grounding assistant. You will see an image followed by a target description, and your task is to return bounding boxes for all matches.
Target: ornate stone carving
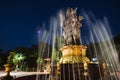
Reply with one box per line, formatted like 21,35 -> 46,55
62,8 -> 83,45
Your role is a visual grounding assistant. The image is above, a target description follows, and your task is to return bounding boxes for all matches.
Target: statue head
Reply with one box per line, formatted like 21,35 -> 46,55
66,8 -> 77,18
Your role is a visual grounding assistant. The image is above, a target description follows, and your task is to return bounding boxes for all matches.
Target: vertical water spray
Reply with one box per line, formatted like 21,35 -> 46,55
37,11 -> 63,80
36,8 -> 120,80
83,11 -> 120,80
59,8 -> 90,80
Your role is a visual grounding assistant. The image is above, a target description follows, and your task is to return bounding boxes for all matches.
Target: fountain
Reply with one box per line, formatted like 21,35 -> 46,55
58,7 -> 110,80
58,8 -> 90,80
51,8 -> 119,80
14,7 -> 120,80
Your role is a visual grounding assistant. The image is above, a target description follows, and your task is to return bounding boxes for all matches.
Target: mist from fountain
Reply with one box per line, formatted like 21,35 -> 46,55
36,9 -> 120,80
82,11 -> 120,80
36,10 -> 63,80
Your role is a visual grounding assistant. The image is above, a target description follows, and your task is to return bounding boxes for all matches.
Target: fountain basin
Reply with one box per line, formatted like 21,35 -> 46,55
88,63 -> 109,80
60,63 -> 88,80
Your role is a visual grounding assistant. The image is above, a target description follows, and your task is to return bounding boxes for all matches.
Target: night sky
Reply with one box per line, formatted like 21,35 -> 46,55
0,0 -> 120,51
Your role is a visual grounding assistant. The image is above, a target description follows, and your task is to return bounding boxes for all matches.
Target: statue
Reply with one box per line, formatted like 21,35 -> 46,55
61,8 -> 83,45
59,8 -> 105,80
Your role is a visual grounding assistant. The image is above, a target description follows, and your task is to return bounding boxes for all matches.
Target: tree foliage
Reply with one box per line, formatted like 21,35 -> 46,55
52,48 -> 60,64
13,53 -> 26,65
36,57 -> 44,64
7,52 -> 16,65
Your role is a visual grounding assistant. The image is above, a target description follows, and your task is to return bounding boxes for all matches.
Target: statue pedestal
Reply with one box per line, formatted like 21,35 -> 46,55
59,45 -> 90,80
88,63 -> 108,80
60,63 -> 108,80
60,63 -> 88,80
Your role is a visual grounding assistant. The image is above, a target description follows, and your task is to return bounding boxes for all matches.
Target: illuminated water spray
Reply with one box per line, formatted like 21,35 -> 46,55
37,8 -> 120,80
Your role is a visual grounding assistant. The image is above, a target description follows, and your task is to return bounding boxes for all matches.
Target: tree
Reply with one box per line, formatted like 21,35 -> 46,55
7,52 -> 16,65
52,48 -> 60,64
36,57 -> 44,64
36,57 -> 44,71
38,42 -> 52,58
13,53 -> 26,71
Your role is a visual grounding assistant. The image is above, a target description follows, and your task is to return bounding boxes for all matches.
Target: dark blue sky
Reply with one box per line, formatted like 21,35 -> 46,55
0,0 -> 120,51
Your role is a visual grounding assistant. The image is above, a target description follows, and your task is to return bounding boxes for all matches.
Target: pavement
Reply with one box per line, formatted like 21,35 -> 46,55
0,71 -> 120,79
0,71 -> 49,78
